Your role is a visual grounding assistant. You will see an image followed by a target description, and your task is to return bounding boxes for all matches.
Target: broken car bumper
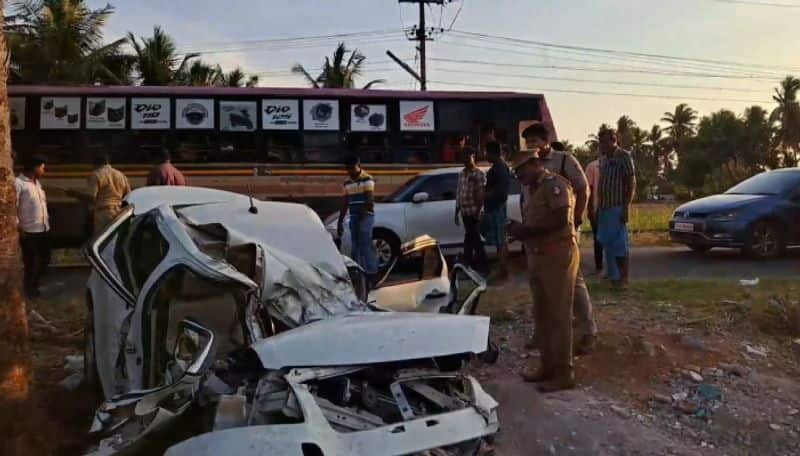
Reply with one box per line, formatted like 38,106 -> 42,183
166,375 -> 499,456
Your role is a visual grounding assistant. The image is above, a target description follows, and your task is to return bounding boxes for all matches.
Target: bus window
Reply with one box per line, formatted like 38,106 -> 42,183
440,134 -> 469,164
86,131 -> 132,164
175,133 -> 215,163
35,131 -> 84,164
264,132 -> 302,163
131,131 -> 168,164
438,101 -> 473,132
217,133 -> 257,162
303,132 -> 342,163
347,133 -> 389,164
399,132 -> 434,164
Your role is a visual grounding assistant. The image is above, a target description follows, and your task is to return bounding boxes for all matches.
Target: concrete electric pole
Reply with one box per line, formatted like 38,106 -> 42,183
395,0 -> 449,91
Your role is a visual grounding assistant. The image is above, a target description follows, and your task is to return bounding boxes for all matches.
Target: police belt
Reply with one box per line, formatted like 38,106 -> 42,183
528,236 -> 575,255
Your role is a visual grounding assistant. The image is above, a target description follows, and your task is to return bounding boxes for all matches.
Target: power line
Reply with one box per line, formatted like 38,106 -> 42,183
714,0 -> 800,7
434,37 -> 783,79
428,57 -> 781,81
438,34 -> 787,79
429,67 -> 768,93
180,29 -> 404,53
450,29 -> 800,74
428,79 -> 774,103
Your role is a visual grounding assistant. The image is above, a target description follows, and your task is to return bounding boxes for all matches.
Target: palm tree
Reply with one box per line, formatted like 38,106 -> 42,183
646,125 -> 671,175
128,26 -> 197,85
1,6 -> 48,453
770,76 -> 800,166
292,42 -> 384,89
743,105 -> 777,171
221,67 -> 258,87
8,0 -> 130,84
662,103 -> 698,143
616,115 -> 636,149
177,59 -> 222,86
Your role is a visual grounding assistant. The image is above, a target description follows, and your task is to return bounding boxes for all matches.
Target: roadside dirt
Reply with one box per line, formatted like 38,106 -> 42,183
24,266 -> 800,455
474,279 -> 800,456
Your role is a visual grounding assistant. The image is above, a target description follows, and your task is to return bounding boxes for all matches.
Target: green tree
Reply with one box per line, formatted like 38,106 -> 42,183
8,0 -> 131,84
615,115 -> 636,149
661,103 -> 698,167
742,105 -> 777,172
221,67 -> 259,87
177,59 -> 222,86
695,110 -> 744,190
292,42 -> 385,89
127,25 -> 197,85
770,76 -> 800,166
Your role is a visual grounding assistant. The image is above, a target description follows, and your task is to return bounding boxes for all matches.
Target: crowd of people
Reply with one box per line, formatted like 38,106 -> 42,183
17,121 -> 635,393
14,149 -> 186,298
337,121 -> 635,393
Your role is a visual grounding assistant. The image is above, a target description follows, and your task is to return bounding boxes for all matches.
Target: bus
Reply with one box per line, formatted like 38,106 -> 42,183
9,85 -> 556,245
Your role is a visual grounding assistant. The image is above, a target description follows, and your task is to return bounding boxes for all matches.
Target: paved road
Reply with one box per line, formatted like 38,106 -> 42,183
579,246 -> 800,280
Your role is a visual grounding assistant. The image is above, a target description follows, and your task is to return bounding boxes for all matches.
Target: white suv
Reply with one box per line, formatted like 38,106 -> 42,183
327,167 -> 523,268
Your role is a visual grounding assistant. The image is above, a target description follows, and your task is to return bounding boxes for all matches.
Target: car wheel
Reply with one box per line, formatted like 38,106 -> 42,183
744,220 -> 784,259
372,230 -> 400,270
83,299 -> 103,401
688,244 -> 711,253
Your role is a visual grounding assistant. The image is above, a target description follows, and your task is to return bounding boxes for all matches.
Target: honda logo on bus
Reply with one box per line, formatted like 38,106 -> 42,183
400,101 -> 434,131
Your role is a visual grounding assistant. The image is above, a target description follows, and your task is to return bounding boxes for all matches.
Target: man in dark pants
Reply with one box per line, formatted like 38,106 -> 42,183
15,156 -> 51,298
585,155 -> 604,274
455,147 -> 488,275
483,141 -> 511,282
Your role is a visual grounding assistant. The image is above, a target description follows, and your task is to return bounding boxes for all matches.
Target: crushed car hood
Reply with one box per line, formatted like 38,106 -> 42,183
166,193 -> 366,326
250,312 -> 490,369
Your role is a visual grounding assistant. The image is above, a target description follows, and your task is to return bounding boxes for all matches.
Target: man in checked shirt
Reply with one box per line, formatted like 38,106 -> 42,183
455,147 -> 489,275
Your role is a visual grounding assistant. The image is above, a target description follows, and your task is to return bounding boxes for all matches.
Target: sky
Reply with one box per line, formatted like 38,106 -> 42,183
86,0 -> 800,143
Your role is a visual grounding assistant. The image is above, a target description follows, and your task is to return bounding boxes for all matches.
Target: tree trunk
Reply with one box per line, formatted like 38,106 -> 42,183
0,6 -> 49,454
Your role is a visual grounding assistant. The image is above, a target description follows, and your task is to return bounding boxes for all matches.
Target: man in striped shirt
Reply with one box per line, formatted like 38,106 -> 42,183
338,155 -> 378,280
596,127 -> 636,288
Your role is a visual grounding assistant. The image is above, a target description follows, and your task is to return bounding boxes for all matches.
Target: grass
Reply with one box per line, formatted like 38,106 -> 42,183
581,203 -> 676,234
480,277 -> 800,339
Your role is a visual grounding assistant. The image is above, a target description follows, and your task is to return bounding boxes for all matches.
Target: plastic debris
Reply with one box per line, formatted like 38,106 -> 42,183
739,278 -> 760,286
60,372 -> 83,391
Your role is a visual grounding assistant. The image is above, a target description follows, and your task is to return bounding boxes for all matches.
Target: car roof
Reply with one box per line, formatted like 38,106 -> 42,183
419,164 -> 493,176
126,186 -> 342,269
767,168 -> 800,174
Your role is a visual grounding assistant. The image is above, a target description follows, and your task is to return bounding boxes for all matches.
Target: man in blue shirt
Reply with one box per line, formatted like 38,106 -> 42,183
338,155 -> 378,281
483,141 -> 511,282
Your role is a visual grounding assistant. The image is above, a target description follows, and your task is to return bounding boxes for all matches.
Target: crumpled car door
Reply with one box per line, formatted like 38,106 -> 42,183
86,207 -> 173,397
369,236 -> 450,312
86,319 -> 217,455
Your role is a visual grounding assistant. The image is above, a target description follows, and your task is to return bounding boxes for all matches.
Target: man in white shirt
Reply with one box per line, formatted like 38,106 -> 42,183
15,156 -> 50,298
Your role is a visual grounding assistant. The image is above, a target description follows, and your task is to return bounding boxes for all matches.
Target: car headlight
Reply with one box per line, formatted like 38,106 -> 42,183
709,211 -> 739,222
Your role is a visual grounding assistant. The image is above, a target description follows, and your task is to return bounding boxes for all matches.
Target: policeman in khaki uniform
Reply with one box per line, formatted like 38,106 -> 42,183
69,153 -> 131,234
508,150 -> 580,393
522,122 -> 597,355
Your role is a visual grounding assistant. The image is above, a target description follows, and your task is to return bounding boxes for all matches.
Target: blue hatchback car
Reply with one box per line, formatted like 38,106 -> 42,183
670,169 -> 800,258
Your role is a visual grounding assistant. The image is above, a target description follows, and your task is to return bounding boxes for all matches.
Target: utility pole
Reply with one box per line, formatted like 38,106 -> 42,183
417,0 -> 427,91
397,0 -> 447,91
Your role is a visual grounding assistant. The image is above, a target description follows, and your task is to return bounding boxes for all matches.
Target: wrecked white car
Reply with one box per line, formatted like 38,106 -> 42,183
83,187 -> 499,455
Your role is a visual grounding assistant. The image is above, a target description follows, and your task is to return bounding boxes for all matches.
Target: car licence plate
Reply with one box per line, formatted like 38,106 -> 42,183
674,222 -> 694,232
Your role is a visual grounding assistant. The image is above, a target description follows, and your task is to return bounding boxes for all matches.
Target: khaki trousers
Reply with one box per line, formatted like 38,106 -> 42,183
93,205 -> 122,234
527,241 -> 580,377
